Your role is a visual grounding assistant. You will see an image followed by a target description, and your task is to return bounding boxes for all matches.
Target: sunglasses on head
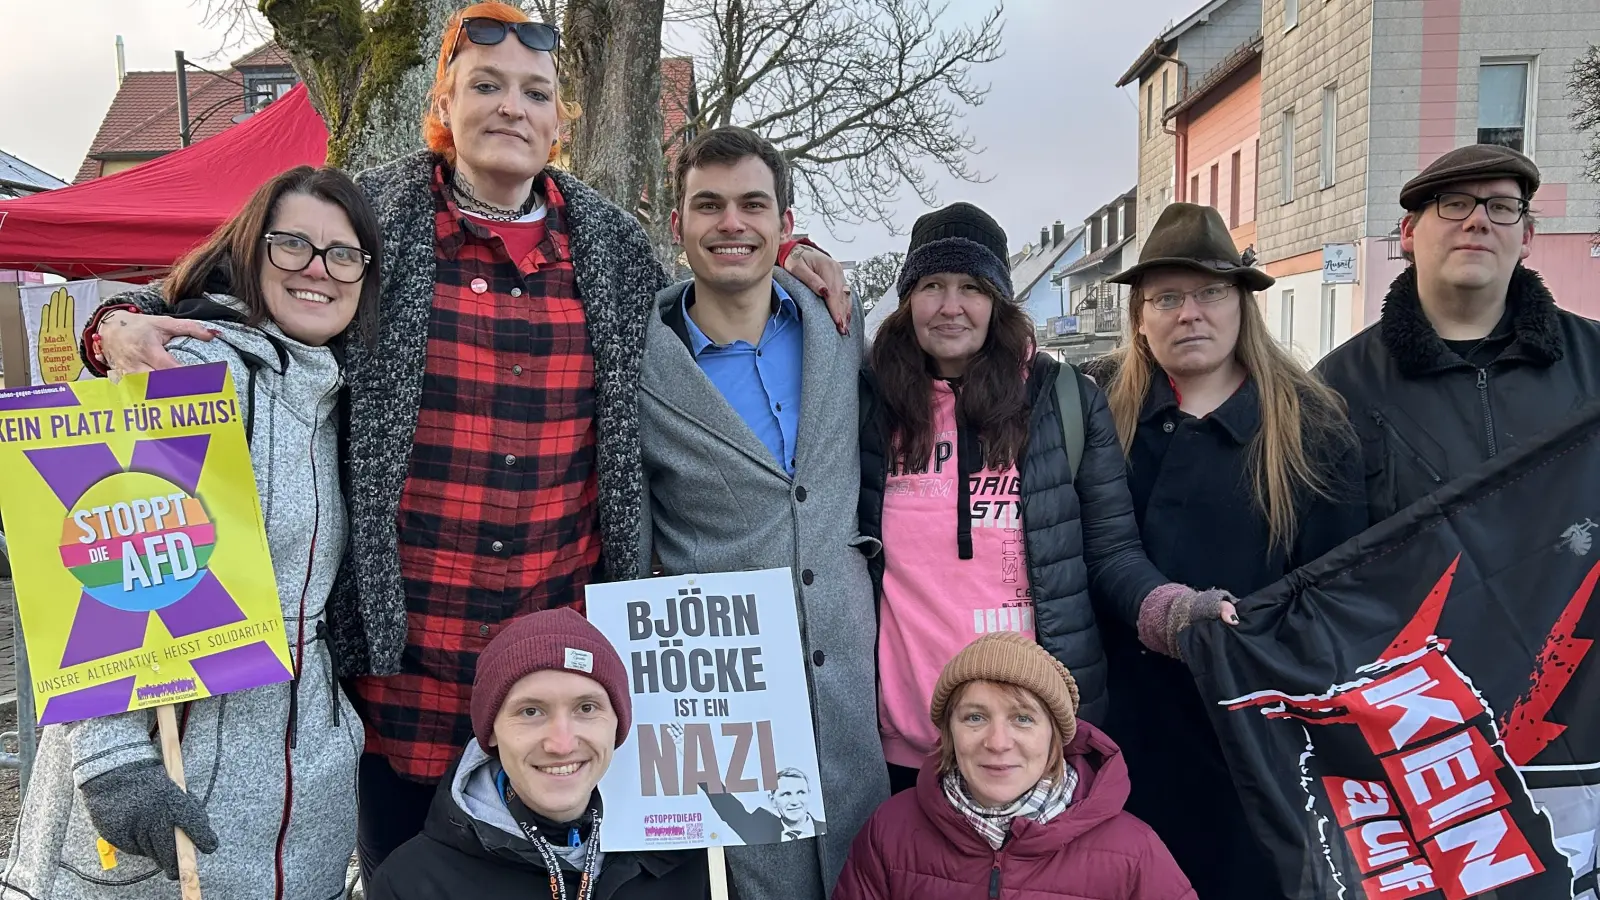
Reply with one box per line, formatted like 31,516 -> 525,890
448,17 -> 561,64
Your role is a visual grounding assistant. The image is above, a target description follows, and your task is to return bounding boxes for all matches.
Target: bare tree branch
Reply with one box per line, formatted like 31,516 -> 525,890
670,0 -> 1003,232
1572,45 -> 1600,223
848,250 -> 904,309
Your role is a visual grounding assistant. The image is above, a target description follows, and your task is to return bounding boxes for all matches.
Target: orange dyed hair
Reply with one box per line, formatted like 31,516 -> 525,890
422,1 -> 581,164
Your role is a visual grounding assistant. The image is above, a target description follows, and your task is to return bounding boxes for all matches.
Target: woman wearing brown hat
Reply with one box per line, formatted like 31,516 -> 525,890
834,631 -> 1195,899
859,201 -> 1235,797
1084,202 -> 1366,900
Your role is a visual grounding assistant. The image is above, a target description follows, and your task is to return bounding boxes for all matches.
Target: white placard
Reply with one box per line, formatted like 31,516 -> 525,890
1322,243 -> 1358,284
586,568 -> 826,852
20,279 -> 100,385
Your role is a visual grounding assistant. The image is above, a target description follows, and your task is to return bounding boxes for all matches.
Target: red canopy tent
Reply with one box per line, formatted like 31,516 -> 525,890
0,83 -> 328,282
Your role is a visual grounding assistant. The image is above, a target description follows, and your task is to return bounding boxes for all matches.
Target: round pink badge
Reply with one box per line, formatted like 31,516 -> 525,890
470,277 -> 489,294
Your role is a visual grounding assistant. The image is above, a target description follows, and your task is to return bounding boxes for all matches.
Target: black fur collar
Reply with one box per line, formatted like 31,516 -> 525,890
1379,264 -> 1563,376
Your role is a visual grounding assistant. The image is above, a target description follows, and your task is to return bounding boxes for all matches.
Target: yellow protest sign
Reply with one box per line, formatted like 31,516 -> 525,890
0,362 -> 290,725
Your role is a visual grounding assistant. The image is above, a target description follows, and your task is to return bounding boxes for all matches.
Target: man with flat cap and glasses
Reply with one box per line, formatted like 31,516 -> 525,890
1315,143 -> 1600,524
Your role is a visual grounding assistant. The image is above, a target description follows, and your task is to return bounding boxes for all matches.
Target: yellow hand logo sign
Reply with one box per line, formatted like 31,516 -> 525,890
37,287 -> 85,384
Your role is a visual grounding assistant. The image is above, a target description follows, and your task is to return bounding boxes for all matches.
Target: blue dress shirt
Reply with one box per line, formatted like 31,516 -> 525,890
681,281 -> 803,476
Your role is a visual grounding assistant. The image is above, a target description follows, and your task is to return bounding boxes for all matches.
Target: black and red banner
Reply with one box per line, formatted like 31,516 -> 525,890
1184,400 -> 1600,900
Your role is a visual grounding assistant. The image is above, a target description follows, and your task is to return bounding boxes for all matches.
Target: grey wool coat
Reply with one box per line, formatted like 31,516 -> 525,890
639,272 -> 890,900
3,300 -> 362,899
82,151 -> 661,677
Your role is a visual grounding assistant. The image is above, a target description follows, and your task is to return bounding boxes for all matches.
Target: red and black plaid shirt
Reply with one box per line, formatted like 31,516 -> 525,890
351,166 -> 603,781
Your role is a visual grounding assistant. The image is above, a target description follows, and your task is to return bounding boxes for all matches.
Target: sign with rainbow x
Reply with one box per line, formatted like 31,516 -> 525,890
0,362 -> 289,726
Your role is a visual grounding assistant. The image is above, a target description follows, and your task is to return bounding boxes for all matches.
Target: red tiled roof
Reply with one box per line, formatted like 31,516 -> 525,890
232,43 -> 293,69
73,70 -> 252,182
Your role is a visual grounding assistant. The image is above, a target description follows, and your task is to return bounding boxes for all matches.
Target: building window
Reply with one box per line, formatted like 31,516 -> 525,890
1280,108 -> 1296,204
1105,210 -> 1117,245
1281,289 -> 1295,344
1320,284 -> 1336,355
1146,84 -> 1154,140
1320,85 -> 1338,189
244,72 -> 298,112
1478,61 -> 1533,154
1119,203 -> 1127,240
1285,0 -> 1300,30
1209,163 -> 1220,208
1230,151 -> 1242,227
1190,173 -> 1200,203
1253,138 -> 1261,210
1161,70 -> 1169,124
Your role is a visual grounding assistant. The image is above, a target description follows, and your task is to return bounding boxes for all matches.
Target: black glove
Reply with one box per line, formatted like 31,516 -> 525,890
80,759 -> 219,879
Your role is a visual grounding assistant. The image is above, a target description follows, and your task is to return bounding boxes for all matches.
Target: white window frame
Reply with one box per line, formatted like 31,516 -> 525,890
1285,0 -> 1300,31
1320,85 -> 1338,190
1320,284 -> 1337,355
1281,289 -> 1295,344
1477,57 -> 1538,158
1281,108 -> 1296,204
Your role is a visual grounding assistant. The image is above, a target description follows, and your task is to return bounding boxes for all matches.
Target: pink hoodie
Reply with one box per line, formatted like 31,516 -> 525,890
877,380 -> 1034,768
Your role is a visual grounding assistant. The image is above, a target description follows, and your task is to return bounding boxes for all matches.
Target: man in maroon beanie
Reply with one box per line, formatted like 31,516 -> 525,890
366,608 -> 708,899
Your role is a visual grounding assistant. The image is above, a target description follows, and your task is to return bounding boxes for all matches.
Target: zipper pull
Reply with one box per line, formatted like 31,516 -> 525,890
989,864 -> 1001,899
1477,369 -> 1487,389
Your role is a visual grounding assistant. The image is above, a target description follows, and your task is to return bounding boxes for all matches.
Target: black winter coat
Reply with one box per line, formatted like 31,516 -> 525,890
1316,265 -> 1600,525
1083,362 -> 1367,900
859,353 -> 1169,726
367,756 -> 708,900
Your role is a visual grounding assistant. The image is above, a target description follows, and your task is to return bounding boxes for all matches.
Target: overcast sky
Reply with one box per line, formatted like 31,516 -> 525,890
0,0 -> 1200,260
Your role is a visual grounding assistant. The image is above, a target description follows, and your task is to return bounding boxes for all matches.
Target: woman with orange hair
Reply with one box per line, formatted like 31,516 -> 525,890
79,0 -> 852,883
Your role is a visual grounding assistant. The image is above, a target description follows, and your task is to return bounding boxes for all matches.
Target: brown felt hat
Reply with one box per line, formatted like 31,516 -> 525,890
930,631 -> 1080,746
1399,143 -> 1541,211
1108,202 -> 1274,292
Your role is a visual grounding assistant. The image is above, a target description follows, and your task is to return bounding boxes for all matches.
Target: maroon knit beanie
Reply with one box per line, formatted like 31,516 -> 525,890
470,607 -> 633,751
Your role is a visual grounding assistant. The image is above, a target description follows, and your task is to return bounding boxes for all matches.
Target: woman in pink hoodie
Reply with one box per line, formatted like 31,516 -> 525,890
859,202 -> 1233,794
834,631 -> 1195,900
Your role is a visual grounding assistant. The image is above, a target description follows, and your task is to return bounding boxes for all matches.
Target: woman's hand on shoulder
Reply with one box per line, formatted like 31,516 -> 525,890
99,310 -> 217,376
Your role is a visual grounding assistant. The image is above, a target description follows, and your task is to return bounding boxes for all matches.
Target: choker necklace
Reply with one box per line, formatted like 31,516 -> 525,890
451,170 -> 541,222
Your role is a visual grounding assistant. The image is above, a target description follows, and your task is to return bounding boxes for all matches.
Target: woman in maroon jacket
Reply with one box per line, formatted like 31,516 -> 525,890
834,631 -> 1195,900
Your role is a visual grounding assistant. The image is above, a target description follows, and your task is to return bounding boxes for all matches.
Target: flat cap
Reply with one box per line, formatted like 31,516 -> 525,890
1399,143 -> 1541,211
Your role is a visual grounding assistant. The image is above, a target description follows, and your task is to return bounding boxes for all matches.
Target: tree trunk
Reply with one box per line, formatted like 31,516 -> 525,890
261,0 -> 473,174
563,0 -> 667,216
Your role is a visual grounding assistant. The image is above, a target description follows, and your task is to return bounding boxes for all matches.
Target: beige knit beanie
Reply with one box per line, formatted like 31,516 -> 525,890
930,631 -> 1080,746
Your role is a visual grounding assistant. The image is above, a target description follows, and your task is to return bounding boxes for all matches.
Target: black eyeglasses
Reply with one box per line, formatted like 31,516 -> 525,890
263,232 -> 371,284
1429,192 -> 1529,226
448,18 -> 561,64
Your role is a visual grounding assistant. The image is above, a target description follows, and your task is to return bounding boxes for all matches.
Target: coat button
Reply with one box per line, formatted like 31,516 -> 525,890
1162,421 -> 1175,433
801,569 -> 814,585
812,650 -> 825,667
479,624 -> 491,637
795,486 -> 808,502
511,288 -> 523,298
512,364 -> 523,375
491,540 -> 505,553
505,454 -> 517,466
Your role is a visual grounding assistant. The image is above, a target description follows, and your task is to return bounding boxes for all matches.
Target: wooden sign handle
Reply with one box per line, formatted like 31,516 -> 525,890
155,705 -> 203,900
708,845 -> 730,900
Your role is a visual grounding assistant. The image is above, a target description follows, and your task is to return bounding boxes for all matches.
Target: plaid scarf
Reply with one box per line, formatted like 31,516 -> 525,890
942,767 -> 1078,850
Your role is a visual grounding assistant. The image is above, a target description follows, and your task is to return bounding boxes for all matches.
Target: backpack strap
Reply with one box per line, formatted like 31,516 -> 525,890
1054,361 -> 1085,478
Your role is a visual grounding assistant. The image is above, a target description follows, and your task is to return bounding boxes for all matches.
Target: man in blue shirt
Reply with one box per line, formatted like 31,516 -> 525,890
637,126 -> 886,900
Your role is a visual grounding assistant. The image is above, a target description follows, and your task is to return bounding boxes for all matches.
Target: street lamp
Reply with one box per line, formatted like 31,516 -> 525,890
174,51 -> 283,147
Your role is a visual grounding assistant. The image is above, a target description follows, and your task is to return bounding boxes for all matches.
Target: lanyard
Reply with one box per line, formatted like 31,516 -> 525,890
519,807 -> 603,900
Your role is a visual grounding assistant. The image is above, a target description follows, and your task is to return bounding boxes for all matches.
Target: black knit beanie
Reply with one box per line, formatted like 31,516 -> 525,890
896,202 -> 1014,301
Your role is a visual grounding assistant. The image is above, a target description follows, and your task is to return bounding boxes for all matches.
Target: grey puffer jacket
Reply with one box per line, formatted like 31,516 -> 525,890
2,295 -> 361,900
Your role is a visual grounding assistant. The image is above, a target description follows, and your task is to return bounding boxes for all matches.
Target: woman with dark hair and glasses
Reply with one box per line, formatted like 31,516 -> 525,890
1084,203 -> 1365,900
2,166 -> 380,900
859,202 -> 1237,799
75,1 -> 856,880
